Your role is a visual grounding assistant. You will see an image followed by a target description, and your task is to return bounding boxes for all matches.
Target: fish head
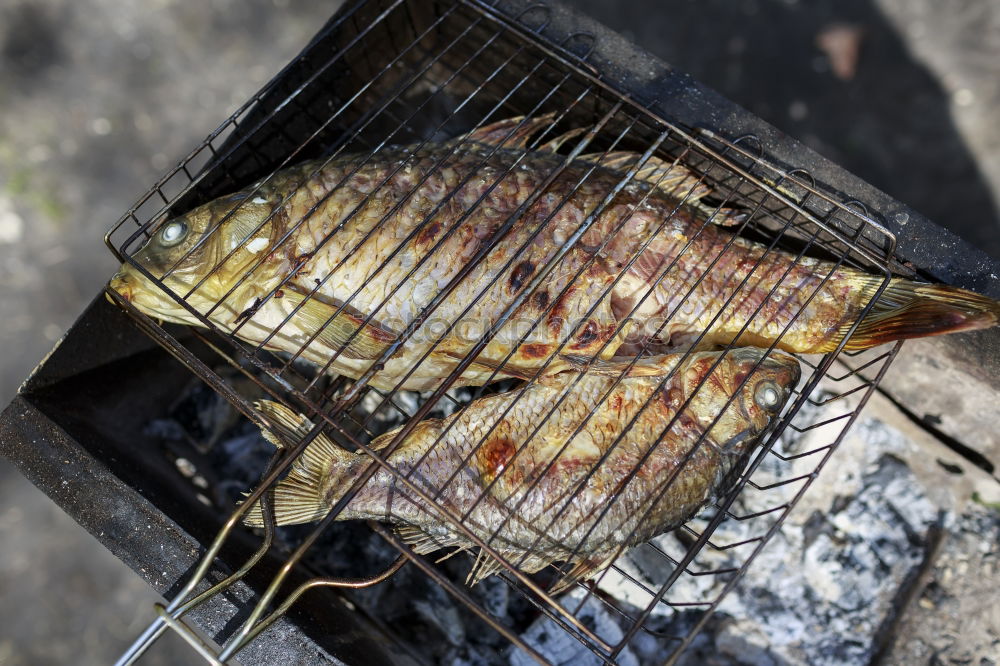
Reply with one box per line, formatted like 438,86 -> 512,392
108,190 -> 281,325
680,348 -> 801,456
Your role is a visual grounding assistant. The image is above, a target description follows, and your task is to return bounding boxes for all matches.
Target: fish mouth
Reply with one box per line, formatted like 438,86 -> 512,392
108,271 -> 133,303
106,267 -> 204,326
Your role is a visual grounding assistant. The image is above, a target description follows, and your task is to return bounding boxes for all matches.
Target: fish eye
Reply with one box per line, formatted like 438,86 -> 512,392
158,220 -> 189,247
754,380 -> 782,410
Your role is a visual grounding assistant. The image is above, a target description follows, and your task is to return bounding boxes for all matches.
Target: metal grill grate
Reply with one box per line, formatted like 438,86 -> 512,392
104,1 -> 905,663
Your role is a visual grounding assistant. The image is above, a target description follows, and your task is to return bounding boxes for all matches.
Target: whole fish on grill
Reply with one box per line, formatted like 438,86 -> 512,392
244,348 -> 801,588
108,115 -> 1000,390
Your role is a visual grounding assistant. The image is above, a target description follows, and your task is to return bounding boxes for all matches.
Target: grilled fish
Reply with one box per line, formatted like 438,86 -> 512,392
244,348 -> 801,588
109,115 -> 1000,390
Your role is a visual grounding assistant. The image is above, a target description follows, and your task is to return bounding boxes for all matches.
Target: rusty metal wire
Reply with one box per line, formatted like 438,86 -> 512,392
105,0 -> 903,663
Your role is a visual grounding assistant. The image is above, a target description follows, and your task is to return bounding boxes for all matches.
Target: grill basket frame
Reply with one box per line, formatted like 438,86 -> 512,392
106,0 -> 905,662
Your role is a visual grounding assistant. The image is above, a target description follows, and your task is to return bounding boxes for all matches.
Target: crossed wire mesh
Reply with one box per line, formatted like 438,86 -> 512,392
104,0 -> 905,663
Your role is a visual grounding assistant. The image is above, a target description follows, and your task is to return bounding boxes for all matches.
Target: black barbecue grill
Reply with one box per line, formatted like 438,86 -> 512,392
3,1 -> 998,664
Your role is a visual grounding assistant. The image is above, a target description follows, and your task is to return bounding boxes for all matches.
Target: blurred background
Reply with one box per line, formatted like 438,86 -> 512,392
0,0 -> 997,663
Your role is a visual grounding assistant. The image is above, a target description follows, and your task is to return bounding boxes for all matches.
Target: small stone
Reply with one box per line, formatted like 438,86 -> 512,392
175,457 -> 197,478
918,597 -> 935,610
953,88 -> 975,107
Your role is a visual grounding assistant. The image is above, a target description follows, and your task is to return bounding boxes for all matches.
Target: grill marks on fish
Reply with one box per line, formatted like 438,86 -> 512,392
532,291 -> 550,309
508,261 -> 535,293
518,343 -> 552,359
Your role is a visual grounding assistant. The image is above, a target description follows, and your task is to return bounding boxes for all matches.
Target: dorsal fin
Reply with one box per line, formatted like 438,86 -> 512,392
577,151 -> 714,202
396,524 -> 440,554
539,126 -> 588,153
438,349 -> 537,381
577,150 -> 639,171
461,113 -> 557,150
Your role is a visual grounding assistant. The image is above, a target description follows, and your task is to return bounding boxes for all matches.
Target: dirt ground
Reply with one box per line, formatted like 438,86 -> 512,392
1,0 -> 997,664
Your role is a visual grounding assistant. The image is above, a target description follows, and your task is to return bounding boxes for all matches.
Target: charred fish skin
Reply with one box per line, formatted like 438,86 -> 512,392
110,116 -> 1000,389
245,348 -> 801,588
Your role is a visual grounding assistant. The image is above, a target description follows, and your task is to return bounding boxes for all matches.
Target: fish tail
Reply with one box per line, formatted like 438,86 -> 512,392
830,278 -> 1000,351
243,400 -> 351,527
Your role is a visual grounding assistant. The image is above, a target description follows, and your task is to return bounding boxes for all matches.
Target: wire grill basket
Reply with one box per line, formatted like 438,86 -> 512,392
104,1 -> 905,663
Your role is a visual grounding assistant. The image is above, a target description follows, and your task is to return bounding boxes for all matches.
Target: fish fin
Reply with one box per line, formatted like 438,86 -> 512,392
462,113 -> 557,150
283,286 -> 398,360
466,548 -> 507,585
254,400 -> 348,465
396,524 -> 440,554
576,151 -> 713,202
366,425 -> 402,452
397,524 -> 471,560
539,126 -> 588,153
434,547 -> 470,564
577,150 -> 636,169
243,400 -> 350,528
242,475 -> 333,527
438,349 -> 537,381
820,278 -> 1000,352
697,205 -> 747,227
252,398 -> 314,448
549,552 -> 617,595
559,353 -> 681,378
221,195 -> 271,252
